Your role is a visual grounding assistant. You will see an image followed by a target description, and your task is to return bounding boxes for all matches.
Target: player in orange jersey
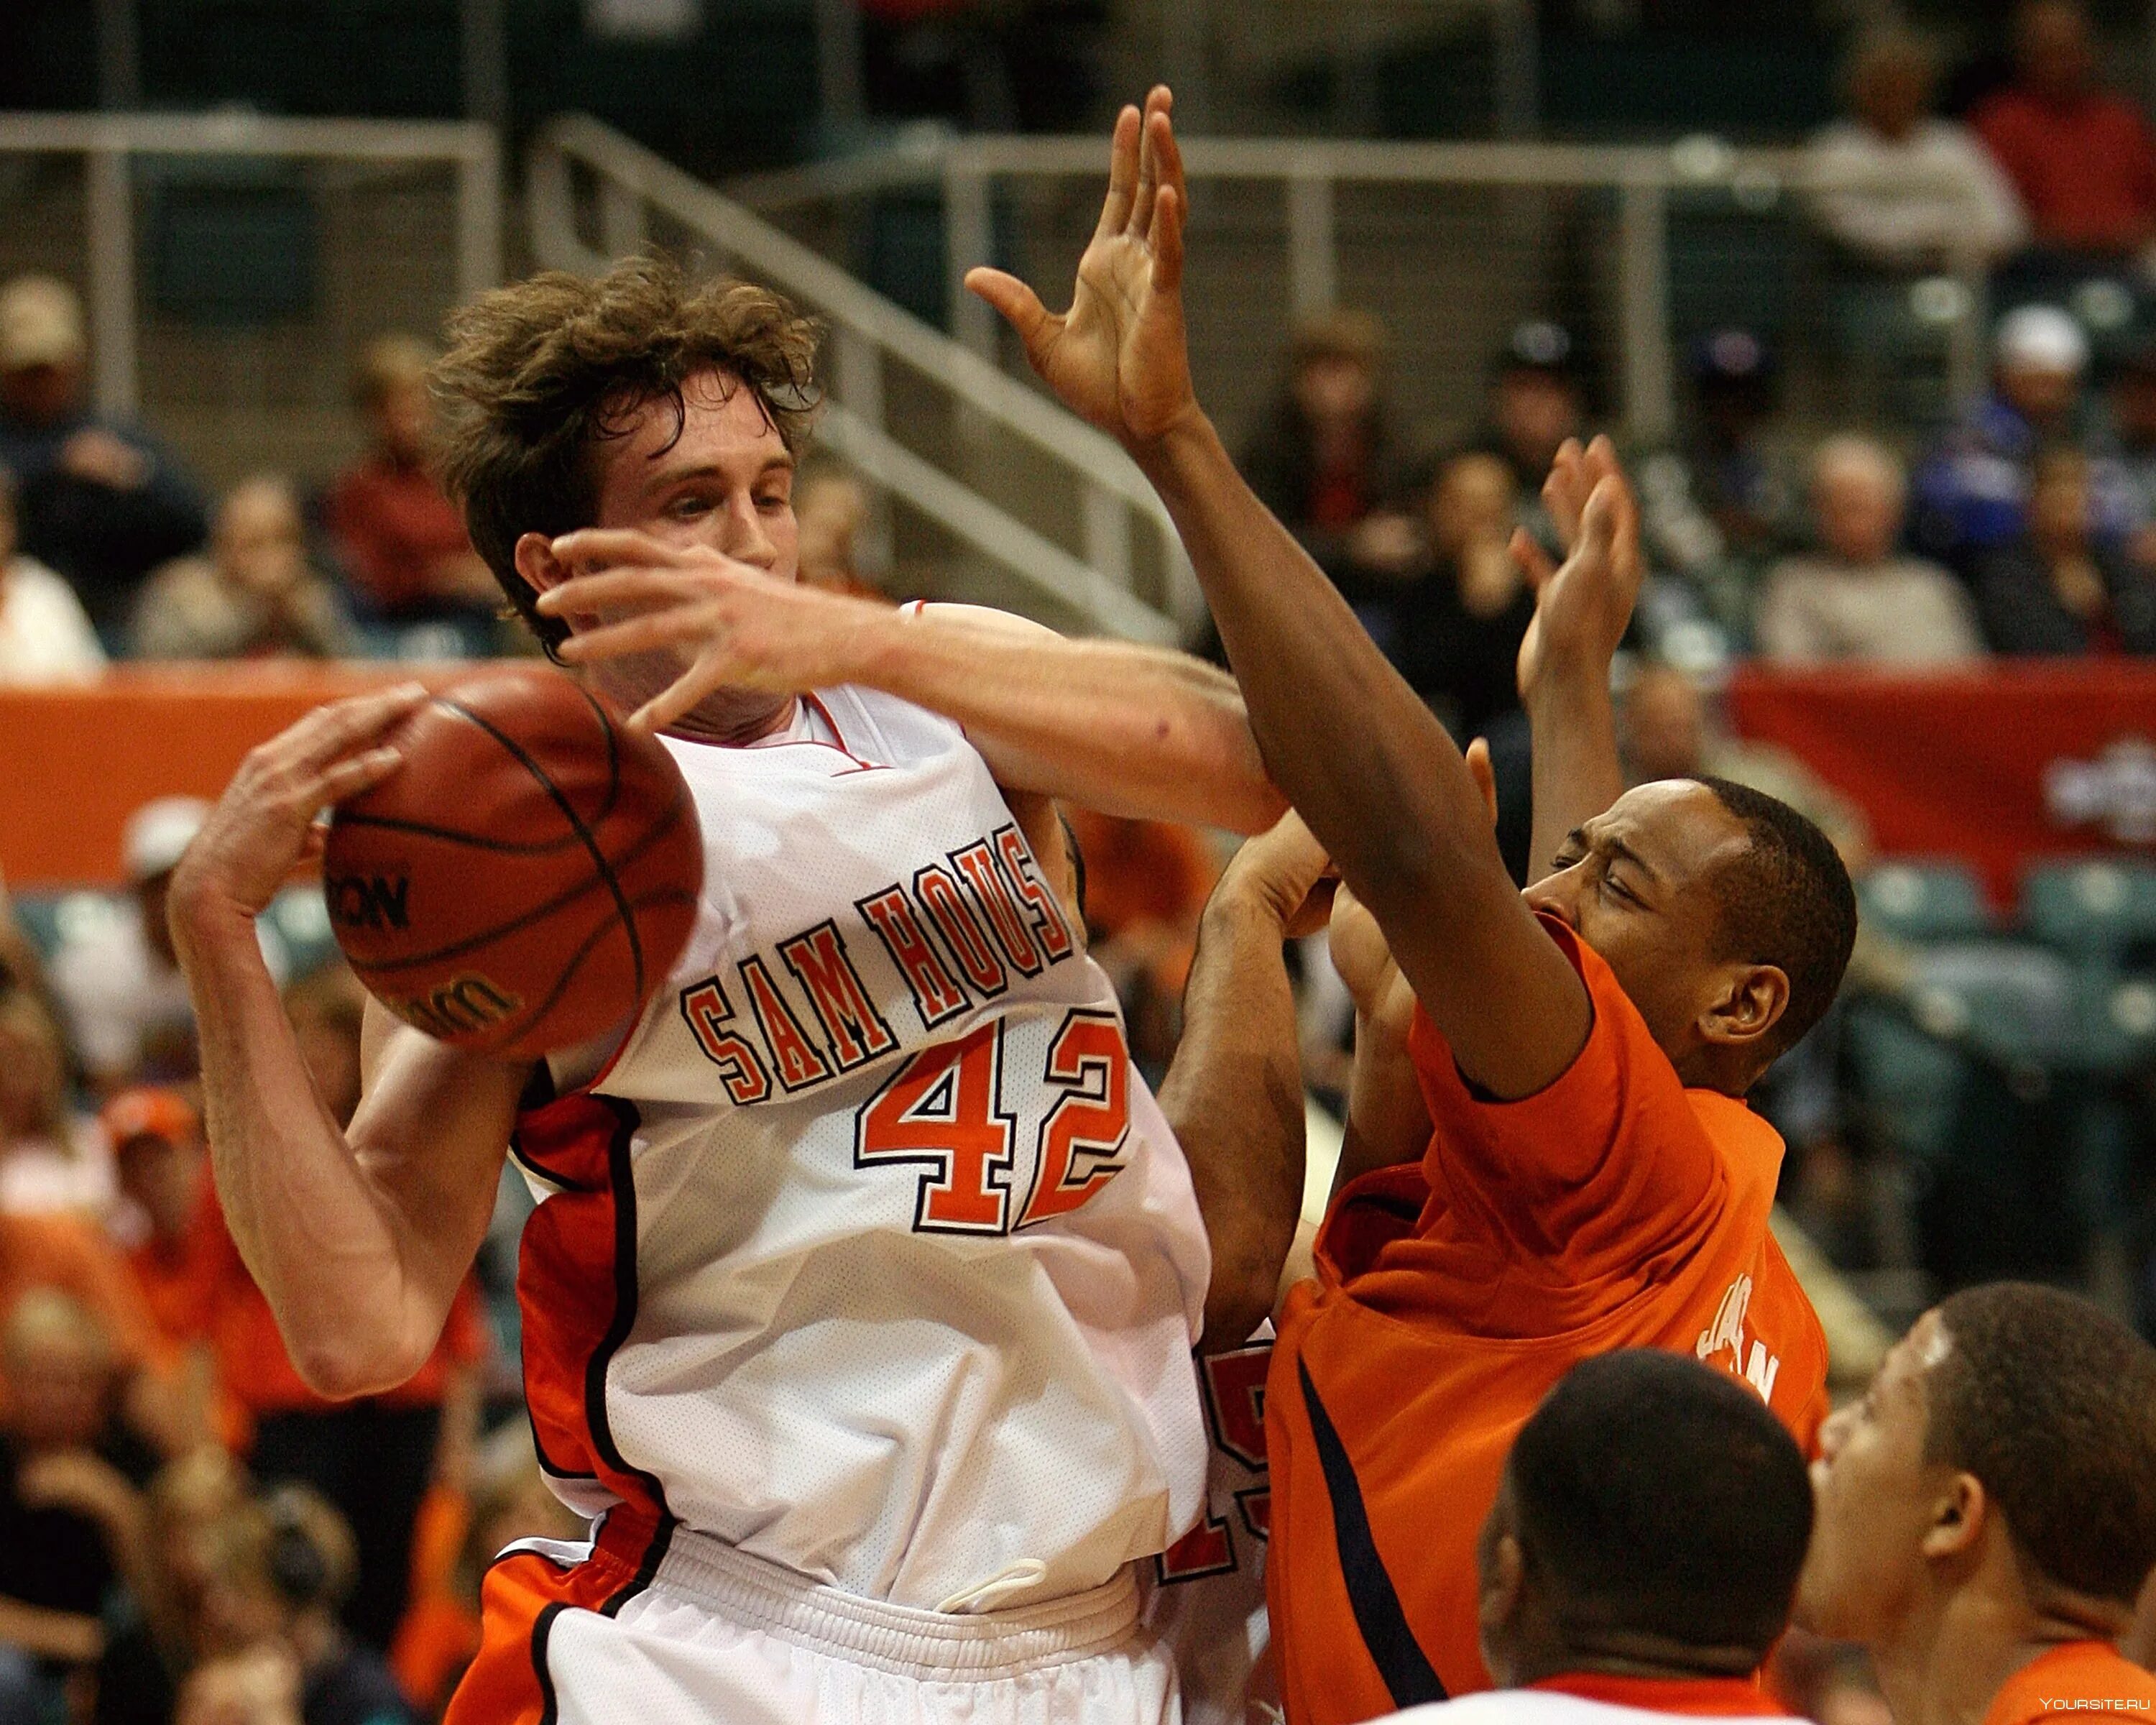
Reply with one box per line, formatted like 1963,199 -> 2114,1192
1380,1348 -> 1815,1725
1797,1282 -> 2156,1725
969,86 -> 1854,1723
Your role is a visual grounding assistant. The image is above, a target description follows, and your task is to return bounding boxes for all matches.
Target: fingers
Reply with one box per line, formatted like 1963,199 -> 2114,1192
1542,437 -> 1586,548
313,745 -> 405,808
1509,525 -> 1557,592
552,609 -> 717,666
547,527 -> 690,574
627,671 -> 723,736
964,268 -> 1056,351
1151,184 -> 1186,297
1580,475 -> 1621,558
1095,105 -> 1143,240
533,567 -> 708,619
1129,96 -> 1165,239
274,684 -> 429,773
1465,736 -> 1500,830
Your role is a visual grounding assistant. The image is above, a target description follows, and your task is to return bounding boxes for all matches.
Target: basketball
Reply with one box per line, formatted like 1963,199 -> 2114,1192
321,666 -> 702,1060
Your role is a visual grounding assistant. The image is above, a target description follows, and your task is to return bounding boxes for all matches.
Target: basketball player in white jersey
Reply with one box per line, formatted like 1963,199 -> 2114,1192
165,248 -> 1294,1724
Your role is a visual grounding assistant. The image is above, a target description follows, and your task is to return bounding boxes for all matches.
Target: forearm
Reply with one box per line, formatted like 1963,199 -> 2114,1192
1158,891 -> 1305,1349
0,1597 -> 103,1664
855,607 -> 1284,832
1332,1008 -> 1432,1202
1524,663 -> 1624,888
172,910 -> 447,1394
1132,416 -> 1498,921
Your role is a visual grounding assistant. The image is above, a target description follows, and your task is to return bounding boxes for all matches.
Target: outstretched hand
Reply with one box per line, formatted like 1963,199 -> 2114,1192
1511,434 -> 1644,699
964,87 -> 1201,452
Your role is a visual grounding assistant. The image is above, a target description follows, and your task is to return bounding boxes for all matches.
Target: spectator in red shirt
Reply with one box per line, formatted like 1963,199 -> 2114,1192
1972,0 -> 2156,262
323,336 -> 500,653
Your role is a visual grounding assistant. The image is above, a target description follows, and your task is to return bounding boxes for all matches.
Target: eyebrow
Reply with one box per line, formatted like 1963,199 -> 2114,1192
1604,835 -> 1662,886
642,454 -> 796,493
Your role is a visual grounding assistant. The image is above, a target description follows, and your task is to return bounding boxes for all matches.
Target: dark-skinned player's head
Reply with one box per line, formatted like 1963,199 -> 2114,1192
1477,1351 -> 1813,1688
1798,1284 -> 2156,1653
431,255 -> 821,661
1525,776 -> 1856,1095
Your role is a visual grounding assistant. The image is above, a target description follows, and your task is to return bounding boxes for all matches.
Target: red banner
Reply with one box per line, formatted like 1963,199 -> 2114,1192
1726,662 -> 2156,907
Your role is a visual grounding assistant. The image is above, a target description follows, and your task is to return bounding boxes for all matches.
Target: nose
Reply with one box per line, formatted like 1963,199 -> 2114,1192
723,494 -> 778,571
1521,865 -> 1581,932
1817,1405 -> 1852,1463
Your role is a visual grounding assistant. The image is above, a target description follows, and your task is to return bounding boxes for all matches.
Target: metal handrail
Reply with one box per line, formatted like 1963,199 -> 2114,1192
0,110 -> 501,420
528,114 -> 1189,640
727,130 -> 2001,438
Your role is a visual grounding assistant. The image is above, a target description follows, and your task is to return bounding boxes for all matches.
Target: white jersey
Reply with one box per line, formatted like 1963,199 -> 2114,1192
1144,1335 -> 1280,1725
511,685 -> 1210,1616
1383,1687 -> 1786,1725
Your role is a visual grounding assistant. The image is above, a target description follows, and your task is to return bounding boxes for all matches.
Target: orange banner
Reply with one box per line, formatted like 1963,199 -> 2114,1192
0,664 -> 436,888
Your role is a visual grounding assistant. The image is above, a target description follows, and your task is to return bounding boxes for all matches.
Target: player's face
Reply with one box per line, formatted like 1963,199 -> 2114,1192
1525,781 -> 1763,1077
592,369 -> 800,579
1794,1310 -> 1951,1644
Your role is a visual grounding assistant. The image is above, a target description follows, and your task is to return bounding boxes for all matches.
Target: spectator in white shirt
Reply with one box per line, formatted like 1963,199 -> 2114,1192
0,464 -> 103,685
1809,32 -> 2029,275
48,797 -> 287,1095
1756,435 -> 1987,666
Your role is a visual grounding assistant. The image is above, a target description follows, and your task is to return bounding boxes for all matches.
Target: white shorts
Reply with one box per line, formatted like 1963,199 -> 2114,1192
448,1516 -> 1180,1725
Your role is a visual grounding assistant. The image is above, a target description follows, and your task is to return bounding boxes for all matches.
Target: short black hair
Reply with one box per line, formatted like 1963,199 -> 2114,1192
1692,776 -> 1858,1062
1927,1283 -> 2156,1605
1508,1350 -> 1812,1662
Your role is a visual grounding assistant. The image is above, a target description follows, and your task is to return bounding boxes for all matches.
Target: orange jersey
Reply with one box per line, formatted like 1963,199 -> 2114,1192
1983,1641 -> 2156,1725
1267,917 -> 1828,1725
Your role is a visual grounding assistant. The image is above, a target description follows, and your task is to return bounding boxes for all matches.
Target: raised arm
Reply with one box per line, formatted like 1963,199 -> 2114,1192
537,561 -> 1284,834
1157,813 -> 1327,1348
1511,436 -> 1643,886
167,690 -> 526,1397
967,91 -> 1587,1098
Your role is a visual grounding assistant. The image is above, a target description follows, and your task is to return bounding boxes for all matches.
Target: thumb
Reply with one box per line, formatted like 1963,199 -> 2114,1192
1509,526 -> 1557,594
1465,737 -> 1499,830
964,267 -> 1054,351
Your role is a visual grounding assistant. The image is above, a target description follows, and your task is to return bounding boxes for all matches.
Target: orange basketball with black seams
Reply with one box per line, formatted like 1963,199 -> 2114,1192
323,666 -> 702,1061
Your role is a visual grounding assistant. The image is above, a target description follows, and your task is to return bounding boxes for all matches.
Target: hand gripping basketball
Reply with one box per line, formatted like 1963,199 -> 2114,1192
170,684 -> 433,935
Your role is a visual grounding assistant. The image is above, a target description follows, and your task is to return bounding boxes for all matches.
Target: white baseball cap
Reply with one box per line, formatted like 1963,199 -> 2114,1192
122,796 -> 211,883
1995,303 -> 2089,374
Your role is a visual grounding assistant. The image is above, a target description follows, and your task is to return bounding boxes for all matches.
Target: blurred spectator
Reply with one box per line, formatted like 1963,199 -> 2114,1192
178,1644 -> 304,1725
1402,451 -> 1534,745
2104,342 -> 2156,562
1061,807 -> 1219,1078
0,1291 -> 160,1712
1973,448 -> 2156,653
1910,305 -> 2129,569
195,1489 -> 416,1725
1972,1 -> 2156,267
49,796 -> 290,1095
793,460 -> 886,599
1470,320 -> 1587,502
0,464 -> 103,685
323,337 -> 499,651
132,477 -> 359,662
0,988 -> 111,1217
1758,435 -> 1984,666
1810,32 -> 2028,275
1240,308 -> 1421,601
0,276 -> 209,641
390,1428 -> 581,1719
1637,330 -> 1802,641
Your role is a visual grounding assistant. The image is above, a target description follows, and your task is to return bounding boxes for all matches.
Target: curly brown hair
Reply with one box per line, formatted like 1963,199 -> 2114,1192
430,255 -> 821,653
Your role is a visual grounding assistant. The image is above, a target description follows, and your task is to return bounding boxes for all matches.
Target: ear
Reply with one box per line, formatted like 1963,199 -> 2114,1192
1477,1530 -> 1528,1684
512,532 -> 568,599
1920,1471 -> 1988,1563
1699,961 -> 1791,1055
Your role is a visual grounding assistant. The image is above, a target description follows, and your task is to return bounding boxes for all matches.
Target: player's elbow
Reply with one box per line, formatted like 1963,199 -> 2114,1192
285,1327 -> 433,1402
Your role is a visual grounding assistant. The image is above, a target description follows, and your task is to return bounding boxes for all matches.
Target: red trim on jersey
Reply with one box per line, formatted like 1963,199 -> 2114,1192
444,1509 -> 671,1725
510,1093 -> 673,1538
1529,1673 -> 1788,1716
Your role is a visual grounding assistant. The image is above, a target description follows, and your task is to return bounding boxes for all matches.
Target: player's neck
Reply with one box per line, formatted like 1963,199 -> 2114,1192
1876,1574 -> 2118,1725
667,693 -> 798,747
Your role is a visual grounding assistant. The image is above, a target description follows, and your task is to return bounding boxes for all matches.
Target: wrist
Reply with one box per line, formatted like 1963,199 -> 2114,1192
1201,878 -> 1288,942
1127,405 -> 1221,487
166,875 -> 263,971
1524,650 -> 1617,712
